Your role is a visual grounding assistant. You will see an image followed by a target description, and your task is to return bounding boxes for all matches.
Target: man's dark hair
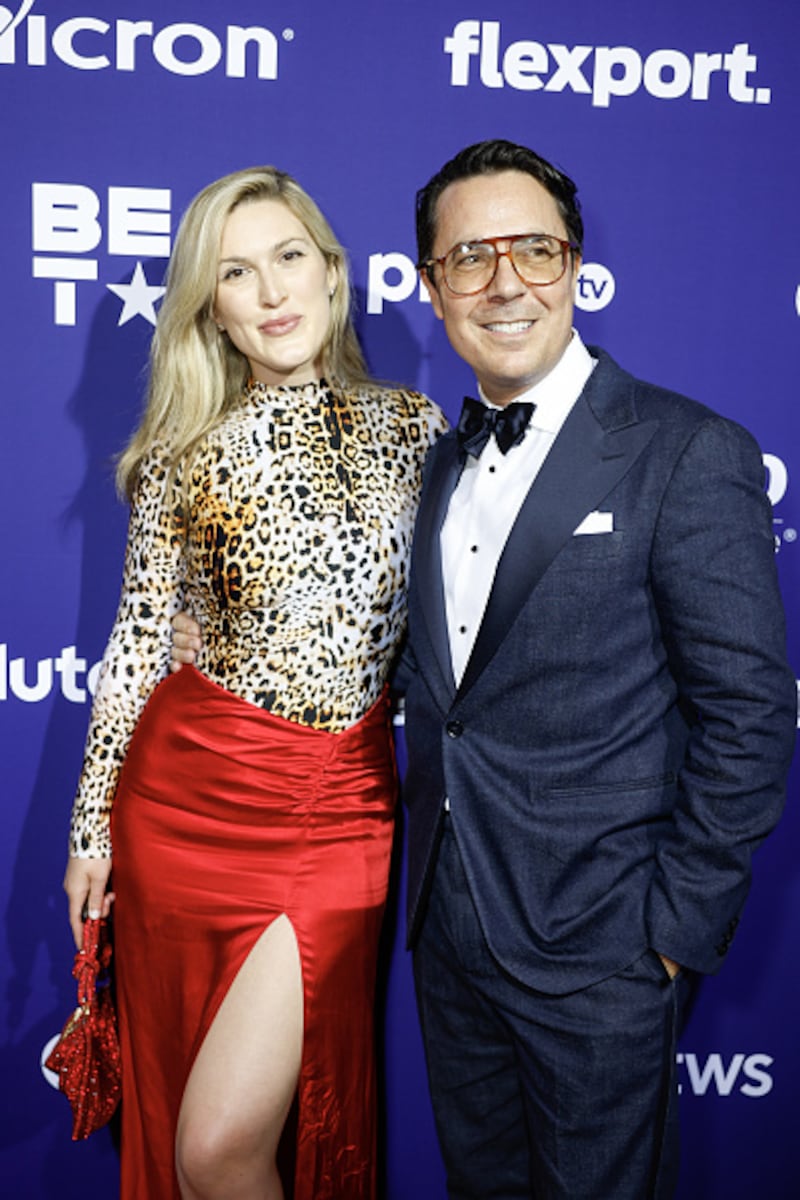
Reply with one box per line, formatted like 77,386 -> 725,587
415,139 -> 583,276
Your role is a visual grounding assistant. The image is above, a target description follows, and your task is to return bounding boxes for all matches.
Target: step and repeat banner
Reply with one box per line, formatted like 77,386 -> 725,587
1,1 -> 797,1196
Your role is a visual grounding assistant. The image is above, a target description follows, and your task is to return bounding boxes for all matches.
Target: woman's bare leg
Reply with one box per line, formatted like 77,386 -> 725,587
175,915 -> 303,1200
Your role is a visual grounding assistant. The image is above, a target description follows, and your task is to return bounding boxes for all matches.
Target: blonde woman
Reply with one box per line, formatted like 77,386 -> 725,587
63,166 -> 446,1200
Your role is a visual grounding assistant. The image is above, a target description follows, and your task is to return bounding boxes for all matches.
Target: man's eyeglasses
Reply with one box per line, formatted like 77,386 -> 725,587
419,233 -> 578,296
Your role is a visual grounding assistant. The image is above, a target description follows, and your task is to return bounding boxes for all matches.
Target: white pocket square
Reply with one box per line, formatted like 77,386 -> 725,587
573,510 -> 614,535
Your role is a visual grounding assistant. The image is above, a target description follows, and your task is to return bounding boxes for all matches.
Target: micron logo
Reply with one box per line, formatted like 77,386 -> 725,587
0,2 -> 287,79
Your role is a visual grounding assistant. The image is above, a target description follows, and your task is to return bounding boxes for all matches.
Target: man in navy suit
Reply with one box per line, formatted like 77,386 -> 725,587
400,139 -> 796,1198
169,139 -> 795,1198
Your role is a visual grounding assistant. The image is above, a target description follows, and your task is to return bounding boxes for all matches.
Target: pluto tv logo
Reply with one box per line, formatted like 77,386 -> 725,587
0,644 -> 101,703
366,252 -> 615,314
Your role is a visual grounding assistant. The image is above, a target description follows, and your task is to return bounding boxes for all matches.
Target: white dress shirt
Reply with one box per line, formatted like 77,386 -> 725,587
441,332 -> 596,686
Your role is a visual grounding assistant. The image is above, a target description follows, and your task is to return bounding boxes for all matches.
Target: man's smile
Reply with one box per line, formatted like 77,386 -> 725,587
481,319 -> 536,334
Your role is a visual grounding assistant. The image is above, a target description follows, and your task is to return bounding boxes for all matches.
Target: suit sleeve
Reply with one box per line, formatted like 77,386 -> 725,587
645,416 -> 796,973
389,636 -> 418,700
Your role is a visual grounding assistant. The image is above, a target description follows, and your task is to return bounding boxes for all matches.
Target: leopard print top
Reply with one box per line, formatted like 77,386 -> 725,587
69,379 -> 447,857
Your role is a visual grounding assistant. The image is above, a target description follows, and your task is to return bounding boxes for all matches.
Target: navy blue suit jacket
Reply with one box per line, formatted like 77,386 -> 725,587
400,348 -> 796,995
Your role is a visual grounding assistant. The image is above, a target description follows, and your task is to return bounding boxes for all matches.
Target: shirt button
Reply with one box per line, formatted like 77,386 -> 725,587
446,720 -> 464,738
470,545 -> 478,553
488,465 -> 496,474
459,625 -> 467,634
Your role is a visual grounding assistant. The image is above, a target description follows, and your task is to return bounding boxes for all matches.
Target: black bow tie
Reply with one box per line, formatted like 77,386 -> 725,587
456,396 -> 535,459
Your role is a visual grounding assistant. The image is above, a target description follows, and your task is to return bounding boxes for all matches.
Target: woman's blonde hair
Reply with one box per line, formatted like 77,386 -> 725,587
117,165 -> 370,497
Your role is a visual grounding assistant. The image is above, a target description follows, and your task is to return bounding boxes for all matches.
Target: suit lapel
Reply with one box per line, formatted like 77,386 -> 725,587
456,356 -> 658,701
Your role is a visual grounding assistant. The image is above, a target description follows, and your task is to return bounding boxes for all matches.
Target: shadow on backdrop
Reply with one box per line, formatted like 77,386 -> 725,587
4,273 -> 158,1194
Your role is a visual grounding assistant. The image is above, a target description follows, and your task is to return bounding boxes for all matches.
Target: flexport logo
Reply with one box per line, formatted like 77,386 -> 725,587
0,2 -> 292,78
443,21 -> 772,108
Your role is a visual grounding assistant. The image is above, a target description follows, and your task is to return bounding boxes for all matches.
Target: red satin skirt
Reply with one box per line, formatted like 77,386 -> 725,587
110,666 -> 397,1200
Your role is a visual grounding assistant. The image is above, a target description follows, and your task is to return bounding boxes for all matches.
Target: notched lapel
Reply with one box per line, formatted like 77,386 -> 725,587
456,375 -> 658,701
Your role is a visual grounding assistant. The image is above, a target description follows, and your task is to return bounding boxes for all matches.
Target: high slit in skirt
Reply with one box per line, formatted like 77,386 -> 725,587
110,665 -> 397,1199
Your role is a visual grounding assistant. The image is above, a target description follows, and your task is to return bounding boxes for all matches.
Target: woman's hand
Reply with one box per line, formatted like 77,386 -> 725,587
657,952 -> 681,980
170,611 -> 203,671
63,857 -> 115,949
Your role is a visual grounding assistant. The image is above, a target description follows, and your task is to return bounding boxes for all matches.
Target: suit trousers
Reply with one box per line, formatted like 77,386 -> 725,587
413,817 -> 694,1199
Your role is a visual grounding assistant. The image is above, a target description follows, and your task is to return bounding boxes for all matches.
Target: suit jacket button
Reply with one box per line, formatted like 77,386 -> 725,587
446,720 -> 464,739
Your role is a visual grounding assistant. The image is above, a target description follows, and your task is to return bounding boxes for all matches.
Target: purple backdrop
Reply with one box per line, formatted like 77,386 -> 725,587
1,1 -> 797,1196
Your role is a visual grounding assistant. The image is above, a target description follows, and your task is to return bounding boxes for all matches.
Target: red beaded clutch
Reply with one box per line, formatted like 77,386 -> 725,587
46,916 -> 121,1140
